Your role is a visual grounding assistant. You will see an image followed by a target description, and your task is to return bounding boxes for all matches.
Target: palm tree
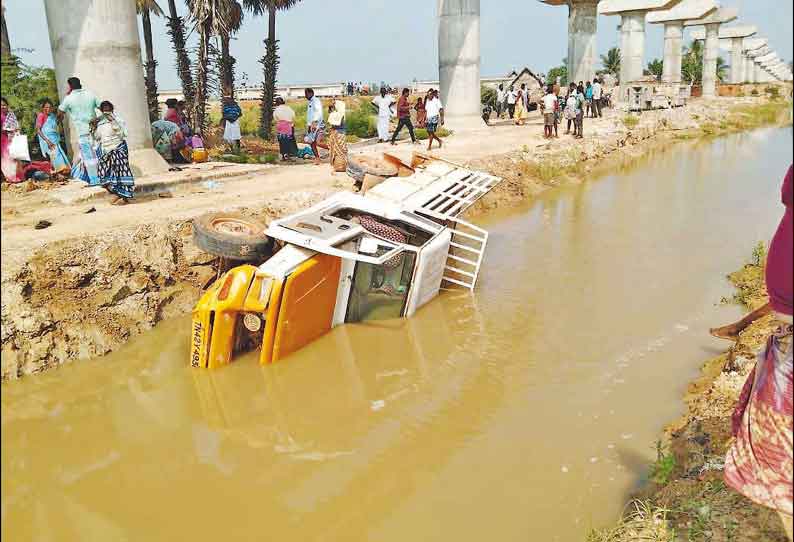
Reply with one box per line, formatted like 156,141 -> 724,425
219,2 -> 244,99
188,0 -> 235,133
166,0 -> 195,123
600,47 -> 621,79
1,4 -> 11,59
242,0 -> 302,140
137,0 -> 164,123
646,58 -> 663,81
681,40 -> 729,84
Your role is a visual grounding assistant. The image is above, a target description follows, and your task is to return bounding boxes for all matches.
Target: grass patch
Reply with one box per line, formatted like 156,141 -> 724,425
586,500 -> 674,542
649,440 -> 677,485
414,127 -> 451,141
622,115 -> 639,129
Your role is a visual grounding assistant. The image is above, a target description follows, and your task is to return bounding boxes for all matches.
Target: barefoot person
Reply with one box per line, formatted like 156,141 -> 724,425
92,101 -> 134,205
57,77 -> 101,185
1,97 -> 21,183
541,85 -> 557,139
425,89 -> 444,151
304,88 -> 325,165
36,99 -> 70,174
273,97 -> 297,161
724,164 -> 793,540
372,87 -> 395,143
390,88 -> 417,145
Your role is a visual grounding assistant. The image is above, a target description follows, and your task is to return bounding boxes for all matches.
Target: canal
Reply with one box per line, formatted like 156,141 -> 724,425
2,127 -> 791,541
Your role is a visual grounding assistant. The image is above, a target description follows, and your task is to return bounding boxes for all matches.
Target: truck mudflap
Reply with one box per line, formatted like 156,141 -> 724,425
191,265 -> 258,369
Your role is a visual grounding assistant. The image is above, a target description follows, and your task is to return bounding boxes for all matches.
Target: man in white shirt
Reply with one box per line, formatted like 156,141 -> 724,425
540,85 -> 558,139
506,86 -> 518,119
304,88 -> 324,164
591,79 -> 603,118
372,87 -> 395,142
495,84 -> 505,119
424,89 -> 444,151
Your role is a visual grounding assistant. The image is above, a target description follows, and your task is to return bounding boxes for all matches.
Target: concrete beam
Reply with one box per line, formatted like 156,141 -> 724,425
540,1 -> 600,85
598,1 -> 681,84
43,0 -> 168,177
689,25 -> 756,40
742,38 -> 767,52
648,0 -> 716,84
438,0 -> 482,130
683,6 -> 738,26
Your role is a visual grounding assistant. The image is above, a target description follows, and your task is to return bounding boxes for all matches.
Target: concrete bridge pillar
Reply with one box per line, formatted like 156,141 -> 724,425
702,23 -> 719,97
662,21 -> 684,84
568,0 -> 598,84
729,37 -> 744,84
619,11 -> 646,84
754,62 -> 763,83
43,0 -> 168,176
438,0 -> 482,130
744,54 -> 754,83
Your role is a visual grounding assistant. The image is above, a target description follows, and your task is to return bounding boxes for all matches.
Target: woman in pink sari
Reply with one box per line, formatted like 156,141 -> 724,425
725,165 -> 793,540
1,97 -> 21,183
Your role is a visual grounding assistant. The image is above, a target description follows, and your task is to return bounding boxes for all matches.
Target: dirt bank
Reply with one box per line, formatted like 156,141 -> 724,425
1,94 -> 791,381
588,248 -> 788,542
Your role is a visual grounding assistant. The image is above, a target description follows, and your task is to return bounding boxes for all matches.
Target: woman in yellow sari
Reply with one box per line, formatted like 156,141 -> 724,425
514,83 -> 529,126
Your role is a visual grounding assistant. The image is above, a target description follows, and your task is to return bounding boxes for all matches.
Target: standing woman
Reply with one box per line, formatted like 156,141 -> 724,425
514,83 -> 528,126
273,97 -> 298,161
36,99 -> 71,173
1,97 -> 20,183
414,96 -> 427,128
92,101 -> 134,205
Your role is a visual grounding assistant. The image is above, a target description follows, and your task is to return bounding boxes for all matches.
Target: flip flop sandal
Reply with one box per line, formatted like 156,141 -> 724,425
84,207 -> 96,214
35,220 -> 52,230
168,167 -> 183,172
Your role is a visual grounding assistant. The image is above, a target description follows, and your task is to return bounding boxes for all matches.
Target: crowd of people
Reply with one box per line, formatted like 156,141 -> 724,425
490,77 -> 605,140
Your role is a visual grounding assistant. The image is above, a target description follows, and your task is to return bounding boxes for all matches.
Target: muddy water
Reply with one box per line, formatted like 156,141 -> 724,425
3,127 -> 792,541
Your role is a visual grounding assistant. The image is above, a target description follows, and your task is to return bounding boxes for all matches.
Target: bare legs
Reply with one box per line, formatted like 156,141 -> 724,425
710,302 -> 773,340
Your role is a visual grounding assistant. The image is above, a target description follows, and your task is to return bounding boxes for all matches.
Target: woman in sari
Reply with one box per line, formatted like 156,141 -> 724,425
151,119 -> 184,163
36,99 -> 70,173
326,101 -> 348,173
514,84 -> 528,126
414,96 -> 427,128
92,101 -> 134,205
724,165 -> 793,540
1,97 -> 20,183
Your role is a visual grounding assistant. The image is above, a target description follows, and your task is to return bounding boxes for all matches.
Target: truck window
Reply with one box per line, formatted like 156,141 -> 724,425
346,253 -> 416,323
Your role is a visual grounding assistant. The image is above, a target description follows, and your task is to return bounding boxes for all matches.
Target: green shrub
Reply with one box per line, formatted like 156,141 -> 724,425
765,86 -> 780,98
345,105 -> 377,138
648,440 -> 676,485
414,127 -> 451,141
622,114 -> 639,129
260,152 -> 278,164
481,85 -> 497,108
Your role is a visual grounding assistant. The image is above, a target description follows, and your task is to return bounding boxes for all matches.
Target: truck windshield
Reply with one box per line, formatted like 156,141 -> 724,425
345,253 -> 416,323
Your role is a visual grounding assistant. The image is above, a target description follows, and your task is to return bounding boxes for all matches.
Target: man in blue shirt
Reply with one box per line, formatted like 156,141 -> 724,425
57,77 -> 102,185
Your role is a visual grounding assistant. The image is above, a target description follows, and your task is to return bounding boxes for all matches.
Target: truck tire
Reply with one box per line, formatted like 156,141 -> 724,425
192,213 -> 274,262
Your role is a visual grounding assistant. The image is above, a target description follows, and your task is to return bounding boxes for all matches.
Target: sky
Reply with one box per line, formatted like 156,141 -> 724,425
5,0 -> 793,91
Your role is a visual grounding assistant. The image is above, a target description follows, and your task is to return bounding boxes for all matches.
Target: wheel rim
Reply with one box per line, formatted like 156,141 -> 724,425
209,217 -> 261,237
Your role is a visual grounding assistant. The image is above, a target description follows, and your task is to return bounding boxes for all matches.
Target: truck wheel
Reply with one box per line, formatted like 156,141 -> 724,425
193,213 -> 274,262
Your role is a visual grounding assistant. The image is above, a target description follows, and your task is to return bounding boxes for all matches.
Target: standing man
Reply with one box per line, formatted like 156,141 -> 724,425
391,88 -> 417,145
495,84 -> 505,119
304,88 -> 325,165
541,85 -> 557,139
424,89 -> 444,151
591,78 -> 603,118
372,87 -> 395,143
57,77 -> 101,185
506,85 -> 517,119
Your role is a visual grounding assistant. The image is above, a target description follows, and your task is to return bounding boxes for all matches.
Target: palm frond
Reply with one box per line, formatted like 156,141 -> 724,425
136,0 -> 164,17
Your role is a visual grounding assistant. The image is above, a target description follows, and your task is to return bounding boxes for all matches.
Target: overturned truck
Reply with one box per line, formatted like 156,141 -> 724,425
190,153 -> 502,369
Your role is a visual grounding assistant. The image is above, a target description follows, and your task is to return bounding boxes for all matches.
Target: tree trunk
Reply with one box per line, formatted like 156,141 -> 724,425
259,6 -> 278,141
194,19 -> 211,135
220,33 -> 235,99
166,0 -> 194,124
142,10 -> 159,123
1,5 -> 10,59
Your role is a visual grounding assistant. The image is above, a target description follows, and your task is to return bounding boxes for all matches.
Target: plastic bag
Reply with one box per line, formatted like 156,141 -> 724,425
9,134 -> 30,162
